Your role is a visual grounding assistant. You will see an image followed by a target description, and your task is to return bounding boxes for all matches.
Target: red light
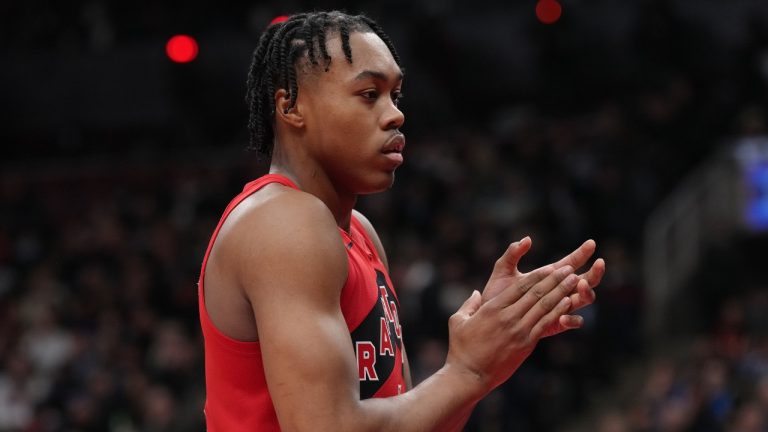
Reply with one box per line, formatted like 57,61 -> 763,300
270,15 -> 289,25
536,0 -> 562,24
166,35 -> 198,63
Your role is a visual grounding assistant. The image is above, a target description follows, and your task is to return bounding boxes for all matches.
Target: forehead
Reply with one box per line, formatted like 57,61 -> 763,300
302,31 -> 402,87
344,32 -> 399,74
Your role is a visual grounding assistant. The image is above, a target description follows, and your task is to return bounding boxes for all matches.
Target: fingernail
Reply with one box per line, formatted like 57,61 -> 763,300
566,274 -> 578,286
560,297 -> 571,307
559,266 -> 573,276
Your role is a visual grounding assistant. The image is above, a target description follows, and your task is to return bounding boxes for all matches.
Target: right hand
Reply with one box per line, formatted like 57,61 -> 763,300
445,264 -> 578,394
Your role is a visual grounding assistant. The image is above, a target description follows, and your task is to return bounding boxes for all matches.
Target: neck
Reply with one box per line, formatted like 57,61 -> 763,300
269,146 -> 356,232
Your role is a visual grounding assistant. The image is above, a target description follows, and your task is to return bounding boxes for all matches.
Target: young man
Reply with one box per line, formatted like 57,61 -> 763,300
197,11 -> 605,431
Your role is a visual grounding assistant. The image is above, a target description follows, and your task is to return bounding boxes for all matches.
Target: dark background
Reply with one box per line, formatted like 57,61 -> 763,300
2,0 -> 768,430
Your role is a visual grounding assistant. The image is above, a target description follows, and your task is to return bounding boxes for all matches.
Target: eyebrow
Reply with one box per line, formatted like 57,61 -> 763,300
353,69 -> 405,83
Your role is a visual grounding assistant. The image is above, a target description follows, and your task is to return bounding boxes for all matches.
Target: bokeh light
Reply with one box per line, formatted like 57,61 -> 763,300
166,34 -> 198,63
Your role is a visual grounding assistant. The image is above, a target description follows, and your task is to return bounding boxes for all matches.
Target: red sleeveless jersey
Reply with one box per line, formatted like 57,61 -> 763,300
198,174 -> 406,431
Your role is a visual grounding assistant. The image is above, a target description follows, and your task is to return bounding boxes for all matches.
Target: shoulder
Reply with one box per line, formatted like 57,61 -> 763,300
218,185 -> 349,293
352,209 -> 389,271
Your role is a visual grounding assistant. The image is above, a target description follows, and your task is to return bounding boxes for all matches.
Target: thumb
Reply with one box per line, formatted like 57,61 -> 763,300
455,290 -> 482,318
493,236 -> 532,274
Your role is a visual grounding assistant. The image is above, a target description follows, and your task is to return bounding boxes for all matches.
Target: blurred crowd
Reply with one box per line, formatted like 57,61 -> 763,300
589,286 -> 768,432
2,0 -> 768,431
0,163 -> 225,430
1,105 -> 765,431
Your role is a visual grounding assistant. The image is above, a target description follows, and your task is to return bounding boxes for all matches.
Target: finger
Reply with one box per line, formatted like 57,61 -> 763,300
504,265 -> 573,317
567,279 -> 596,312
518,271 -> 579,328
485,265 -> 555,311
530,296 -> 573,341
577,277 -> 596,304
492,236 -> 532,275
579,258 -> 605,289
454,290 -> 482,319
542,314 -> 585,338
553,239 -> 596,272
559,314 -> 584,329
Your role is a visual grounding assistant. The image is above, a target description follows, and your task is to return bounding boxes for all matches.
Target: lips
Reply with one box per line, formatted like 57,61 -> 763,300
381,134 -> 405,166
382,134 -> 405,153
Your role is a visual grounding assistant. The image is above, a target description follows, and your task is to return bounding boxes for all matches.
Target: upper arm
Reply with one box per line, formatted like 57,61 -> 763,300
231,194 -> 363,431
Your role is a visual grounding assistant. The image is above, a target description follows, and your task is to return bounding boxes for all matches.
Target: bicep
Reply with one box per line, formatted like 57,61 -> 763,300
257,291 -> 361,431
237,200 -> 363,431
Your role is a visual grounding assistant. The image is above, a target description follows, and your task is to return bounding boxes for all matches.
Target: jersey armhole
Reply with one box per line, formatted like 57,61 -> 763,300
198,174 -> 301,355
349,216 -> 383,263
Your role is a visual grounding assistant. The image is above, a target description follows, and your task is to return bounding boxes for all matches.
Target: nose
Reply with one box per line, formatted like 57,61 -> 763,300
381,101 -> 405,131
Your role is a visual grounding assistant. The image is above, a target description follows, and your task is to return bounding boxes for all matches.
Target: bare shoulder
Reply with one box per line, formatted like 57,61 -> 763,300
218,184 -> 349,299
352,209 -> 389,271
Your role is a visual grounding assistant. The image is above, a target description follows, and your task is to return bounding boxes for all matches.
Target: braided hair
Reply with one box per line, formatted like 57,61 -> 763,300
245,11 -> 402,161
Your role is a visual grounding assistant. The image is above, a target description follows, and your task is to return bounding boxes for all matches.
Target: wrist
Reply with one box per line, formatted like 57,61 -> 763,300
439,361 -> 488,403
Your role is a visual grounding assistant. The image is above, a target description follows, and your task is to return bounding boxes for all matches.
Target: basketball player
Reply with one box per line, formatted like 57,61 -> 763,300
197,11 -> 605,431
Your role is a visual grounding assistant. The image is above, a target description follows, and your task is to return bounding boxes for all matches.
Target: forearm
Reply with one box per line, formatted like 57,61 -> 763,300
352,363 -> 485,432
441,400 -> 477,432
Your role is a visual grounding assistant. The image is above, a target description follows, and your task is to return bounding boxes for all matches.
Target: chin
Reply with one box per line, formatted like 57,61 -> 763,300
358,172 -> 396,195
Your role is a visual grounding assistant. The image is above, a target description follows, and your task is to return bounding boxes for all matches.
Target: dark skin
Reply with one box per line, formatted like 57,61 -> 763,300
202,30 -> 605,431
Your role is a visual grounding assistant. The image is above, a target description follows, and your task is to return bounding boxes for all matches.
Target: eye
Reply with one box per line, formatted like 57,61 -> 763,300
361,90 -> 379,101
392,91 -> 404,106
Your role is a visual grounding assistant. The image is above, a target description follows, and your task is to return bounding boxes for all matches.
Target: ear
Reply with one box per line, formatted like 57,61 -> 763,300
274,88 -> 304,128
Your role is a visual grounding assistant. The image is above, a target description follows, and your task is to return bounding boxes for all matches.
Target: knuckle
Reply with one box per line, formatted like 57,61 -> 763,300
494,257 -> 505,269
500,310 -> 518,326
535,267 -> 551,280
560,280 -> 574,295
538,316 -> 554,333
517,282 -> 531,295
483,300 -> 500,313
529,267 -> 547,281
509,325 -> 526,342
540,297 -> 556,311
498,313 -> 511,327
541,303 -> 557,318
527,325 -> 541,342
531,289 -> 545,300
522,332 -> 535,347
560,265 -> 574,276
448,313 -> 461,327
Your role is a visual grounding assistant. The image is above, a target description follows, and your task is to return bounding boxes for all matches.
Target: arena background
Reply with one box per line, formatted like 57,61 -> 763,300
2,0 -> 768,430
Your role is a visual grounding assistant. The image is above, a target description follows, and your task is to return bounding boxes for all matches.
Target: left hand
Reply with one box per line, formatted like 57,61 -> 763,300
481,237 -> 605,338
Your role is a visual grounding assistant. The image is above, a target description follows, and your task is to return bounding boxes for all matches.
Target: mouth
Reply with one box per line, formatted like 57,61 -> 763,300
382,134 -> 406,153
381,134 -> 405,167
381,133 -> 405,153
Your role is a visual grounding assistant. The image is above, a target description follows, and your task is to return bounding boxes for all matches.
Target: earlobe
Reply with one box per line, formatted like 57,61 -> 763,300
274,89 -> 304,128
